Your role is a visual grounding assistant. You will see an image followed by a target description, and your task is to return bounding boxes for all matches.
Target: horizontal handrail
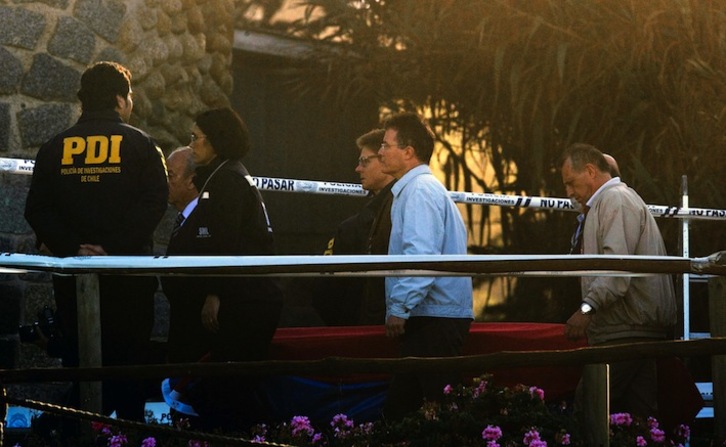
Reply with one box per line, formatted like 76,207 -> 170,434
1,252 -> 725,276
2,338 -> 726,383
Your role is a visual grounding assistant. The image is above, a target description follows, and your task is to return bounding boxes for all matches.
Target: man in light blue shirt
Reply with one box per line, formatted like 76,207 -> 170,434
377,112 -> 474,420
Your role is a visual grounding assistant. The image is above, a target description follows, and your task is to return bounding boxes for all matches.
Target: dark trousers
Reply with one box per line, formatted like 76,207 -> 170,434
574,337 -> 660,443
383,316 -> 471,421
53,274 -> 156,421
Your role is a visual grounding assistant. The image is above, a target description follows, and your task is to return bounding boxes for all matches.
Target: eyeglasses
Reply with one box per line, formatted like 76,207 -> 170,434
190,133 -> 206,143
380,142 -> 405,151
357,154 -> 379,167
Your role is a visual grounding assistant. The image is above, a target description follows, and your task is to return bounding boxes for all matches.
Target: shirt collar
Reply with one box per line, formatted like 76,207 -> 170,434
181,197 -> 199,219
587,176 -> 621,208
391,164 -> 431,197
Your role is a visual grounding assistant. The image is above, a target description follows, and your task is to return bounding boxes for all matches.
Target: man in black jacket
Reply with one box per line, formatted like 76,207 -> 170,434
313,129 -> 395,325
25,61 -> 168,422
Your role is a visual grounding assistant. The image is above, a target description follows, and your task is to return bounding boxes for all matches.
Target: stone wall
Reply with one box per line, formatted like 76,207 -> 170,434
0,0 -> 239,373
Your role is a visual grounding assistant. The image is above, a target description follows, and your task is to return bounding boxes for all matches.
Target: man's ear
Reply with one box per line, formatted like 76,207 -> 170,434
115,94 -> 126,110
584,163 -> 598,177
403,145 -> 416,161
185,175 -> 196,191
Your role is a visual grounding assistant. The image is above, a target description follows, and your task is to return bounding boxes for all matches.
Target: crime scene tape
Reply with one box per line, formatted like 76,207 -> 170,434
2,156 -> 725,220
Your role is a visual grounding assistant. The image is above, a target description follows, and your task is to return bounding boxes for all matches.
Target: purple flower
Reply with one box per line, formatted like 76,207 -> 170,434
312,433 -> 324,444
636,436 -> 647,447
650,427 -> 666,443
291,415 -> 315,437
530,441 -> 548,447
486,441 -> 500,447
529,386 -> 545,401
331,413 -> 354,429
107,434 -> 127,447
675,423 -> 690,439
252,435 -> 266,443
609,412 -> 633,427
482,425 -> 503,441
560,433 -> 571,445
358,422 -> 375,435
141,437 -> 156,447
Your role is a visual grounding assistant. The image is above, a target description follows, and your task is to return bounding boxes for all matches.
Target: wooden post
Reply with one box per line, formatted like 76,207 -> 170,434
76,273 -> 102,414
582,363 -> 610,447
710,274 -> 726,438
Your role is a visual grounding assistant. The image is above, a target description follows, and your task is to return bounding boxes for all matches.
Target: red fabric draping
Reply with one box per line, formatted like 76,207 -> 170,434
268,323 -> 704,425
269,322 -> 585,401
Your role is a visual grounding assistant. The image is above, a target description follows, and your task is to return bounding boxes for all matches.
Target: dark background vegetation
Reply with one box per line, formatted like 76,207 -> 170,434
237,0 -> 724,325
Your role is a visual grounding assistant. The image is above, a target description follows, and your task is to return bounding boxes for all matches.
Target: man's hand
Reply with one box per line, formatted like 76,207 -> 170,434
564,311 -> 592,341
78,244 -> 107,256
385,316 -> 406,338
201,294 -> 220,333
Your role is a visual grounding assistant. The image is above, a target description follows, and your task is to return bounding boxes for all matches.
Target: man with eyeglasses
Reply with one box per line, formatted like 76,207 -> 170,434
377,112 -> 474,421
312,129 -> 395,325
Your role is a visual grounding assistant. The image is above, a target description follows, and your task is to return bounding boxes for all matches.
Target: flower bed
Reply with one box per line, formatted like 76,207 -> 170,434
16,374 -> 696,446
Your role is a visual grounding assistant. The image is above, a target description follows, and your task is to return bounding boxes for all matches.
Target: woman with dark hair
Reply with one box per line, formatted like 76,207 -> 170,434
162,107 -> 283,430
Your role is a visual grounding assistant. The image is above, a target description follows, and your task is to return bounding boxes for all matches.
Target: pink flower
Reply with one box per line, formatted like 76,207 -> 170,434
443,384 -> 453,395
560,433 -> 571,445
650,427 -> 666,443
291,415 -> 315,437
523,428 -> 541,445
529,386 -> 545,401
472,380 -> 488,398
482,425 -> 503,441
636,436 -> 647,447
141,438 -> 156,447
647,416 -> 659,429
609,412 -> 633,427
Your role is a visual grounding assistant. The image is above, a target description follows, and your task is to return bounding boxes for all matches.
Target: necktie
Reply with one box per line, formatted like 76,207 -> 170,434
171,213 -> 185,237
569,206 -> 590,254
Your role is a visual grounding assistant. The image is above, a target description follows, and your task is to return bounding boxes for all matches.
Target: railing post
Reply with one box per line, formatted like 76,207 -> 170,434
76,273 -> 102,414
710,273 -> 726,438
582,363 -> 610,447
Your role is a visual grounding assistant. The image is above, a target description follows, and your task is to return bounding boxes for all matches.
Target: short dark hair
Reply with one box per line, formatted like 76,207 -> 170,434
77,61 -> 131,112
383,112 -> 435,163
195,107 -> 251,160
355,129 -> 385,152
560,143 -> 610,173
